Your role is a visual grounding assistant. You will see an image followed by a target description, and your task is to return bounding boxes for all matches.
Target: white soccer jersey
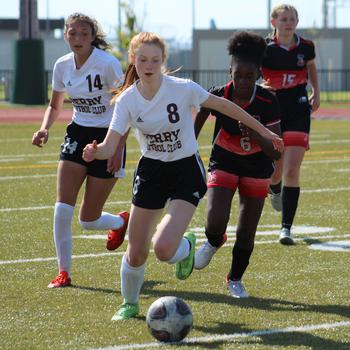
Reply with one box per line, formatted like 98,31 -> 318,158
52,47 -> 123,128
110,75 -> 210,161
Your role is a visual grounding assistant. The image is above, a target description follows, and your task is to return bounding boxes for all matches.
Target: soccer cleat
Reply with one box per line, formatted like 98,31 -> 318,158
269,189 -> 282,212
176,232 -> 196,280
106,211 -> 129,251
279,227 -> 294,245
47,271 -> 71,289
194,233 -> 228,270
111,302 -> 139,321
226,276 -> 249,298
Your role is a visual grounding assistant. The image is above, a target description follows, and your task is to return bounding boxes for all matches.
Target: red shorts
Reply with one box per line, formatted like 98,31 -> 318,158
207,169 -> 270,198
283,131 -> 309,149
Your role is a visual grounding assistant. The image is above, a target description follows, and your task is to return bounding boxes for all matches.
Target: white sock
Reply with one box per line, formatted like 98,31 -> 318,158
79,212 -> 124,230
53,202 -> 74,274
120,255 -> 146,304
167,237 -> 190,264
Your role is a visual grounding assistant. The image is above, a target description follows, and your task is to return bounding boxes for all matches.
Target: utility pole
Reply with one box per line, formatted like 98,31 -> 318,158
323,0 -> 329,27
267,0 -> 272,29
13,0 -> 46,104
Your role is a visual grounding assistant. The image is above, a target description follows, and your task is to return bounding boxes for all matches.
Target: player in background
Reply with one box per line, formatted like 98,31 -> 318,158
32,13 -> 129,288
194,31 -> 282,298
262,4 -> 320,245
82,32 -> 283,320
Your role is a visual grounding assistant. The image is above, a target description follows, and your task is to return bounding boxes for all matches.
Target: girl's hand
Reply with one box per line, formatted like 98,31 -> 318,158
32,129 -> 49,147
83,140 -> 98,162
261,129 -> 284,153
309,92 -> 320,112
107,149 -> 122,173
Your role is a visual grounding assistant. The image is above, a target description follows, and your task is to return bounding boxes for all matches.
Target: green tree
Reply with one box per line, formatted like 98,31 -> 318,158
113,1 -> 141,69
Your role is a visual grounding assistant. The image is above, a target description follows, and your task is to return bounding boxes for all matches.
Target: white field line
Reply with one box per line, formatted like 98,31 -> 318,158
0,251 -> 124,265
1,147 -> 141,161
310,139 -> 350,144
302,158 -> 350,164
334,168 -> 350,173
0,174 -> 56,181
1,233 -> 350,266
88,321 -> 350,350
0,201 -> 130,212
1,185 -> 350,213
1,138 -> 350,161
0,157 -> 349,178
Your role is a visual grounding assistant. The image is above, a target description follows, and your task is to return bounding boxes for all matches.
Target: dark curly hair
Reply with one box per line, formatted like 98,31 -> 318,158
65,13 -> 111,51
227,31 -> 266,67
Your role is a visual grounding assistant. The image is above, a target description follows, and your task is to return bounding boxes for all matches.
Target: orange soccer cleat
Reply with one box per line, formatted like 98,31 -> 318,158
47,271 -> 72,289
106,211 -> 129,251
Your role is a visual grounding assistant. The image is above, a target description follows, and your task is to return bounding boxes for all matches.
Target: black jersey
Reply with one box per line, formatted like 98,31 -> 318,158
262,34 -> 315,91
207,82 -> 280,178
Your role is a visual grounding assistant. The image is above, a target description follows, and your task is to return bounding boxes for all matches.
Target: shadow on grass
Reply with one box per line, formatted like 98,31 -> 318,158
68,280 -> 349,349
188,323 -> 349,350
141,284 -> 350,319
69,279 -> 162,295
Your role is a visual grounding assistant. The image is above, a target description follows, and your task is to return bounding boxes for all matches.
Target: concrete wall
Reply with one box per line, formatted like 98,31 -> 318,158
0,38 -> 69,70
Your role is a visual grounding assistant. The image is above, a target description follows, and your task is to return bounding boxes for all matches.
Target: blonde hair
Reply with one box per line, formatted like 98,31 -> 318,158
271,4 -> 299,36
64,13 -> 111,51
112,32 -> 168,102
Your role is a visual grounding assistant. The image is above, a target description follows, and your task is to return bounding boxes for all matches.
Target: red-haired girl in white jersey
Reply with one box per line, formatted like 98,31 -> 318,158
32,13 -> 129,289
262,4 -> 320,245
83,31 -> 283,321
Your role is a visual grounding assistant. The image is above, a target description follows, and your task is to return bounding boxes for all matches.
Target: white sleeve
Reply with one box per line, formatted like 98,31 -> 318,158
109,96 -> 130,135
52,61 -> 66,92
106,57 -> 124,88
188,80 -> 210,111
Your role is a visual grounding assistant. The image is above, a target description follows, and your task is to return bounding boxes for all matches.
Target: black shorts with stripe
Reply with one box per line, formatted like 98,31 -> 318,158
132,153 -> 207,209
59,122 -> 126,179
276,84 -> 311,134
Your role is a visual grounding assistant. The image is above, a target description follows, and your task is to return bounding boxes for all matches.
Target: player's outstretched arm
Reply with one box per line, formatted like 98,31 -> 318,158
202,94 -> 284,152
83,129 -> 122,162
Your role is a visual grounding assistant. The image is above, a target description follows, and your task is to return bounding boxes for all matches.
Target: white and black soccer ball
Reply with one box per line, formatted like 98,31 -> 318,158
146,296 -> 193,342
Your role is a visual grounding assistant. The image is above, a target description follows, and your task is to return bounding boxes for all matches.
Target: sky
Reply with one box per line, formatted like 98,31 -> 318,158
3,0 -> 350,44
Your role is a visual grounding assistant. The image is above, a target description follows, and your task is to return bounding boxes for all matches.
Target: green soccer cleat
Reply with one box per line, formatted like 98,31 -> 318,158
111,302 -> 139,321
176,232 -> 196,280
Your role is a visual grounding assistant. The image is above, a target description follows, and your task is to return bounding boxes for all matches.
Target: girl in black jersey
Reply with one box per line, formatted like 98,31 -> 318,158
194,31 -> 282,298
262,4 -> 320,245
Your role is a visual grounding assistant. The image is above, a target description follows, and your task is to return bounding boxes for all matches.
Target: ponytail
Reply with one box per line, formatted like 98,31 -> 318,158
111,63 -> 139,103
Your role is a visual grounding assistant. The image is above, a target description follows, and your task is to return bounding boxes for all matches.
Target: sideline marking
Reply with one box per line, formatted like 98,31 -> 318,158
0,200 -> 130,212
0,251 -> 124,265
76,225 -> 335,240
2,185 -> 350,213
309,240 -> 350,252
2,233 -> 350,266
88,321 -> 350,350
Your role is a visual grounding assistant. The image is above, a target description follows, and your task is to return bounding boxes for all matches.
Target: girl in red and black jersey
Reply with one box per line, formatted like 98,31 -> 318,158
262,4 -> 320,245
194,31 -> 282,298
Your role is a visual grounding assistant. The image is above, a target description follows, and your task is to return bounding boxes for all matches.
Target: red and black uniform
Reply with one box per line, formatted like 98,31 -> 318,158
262,34 -> 315,147
207,82 -> 280,198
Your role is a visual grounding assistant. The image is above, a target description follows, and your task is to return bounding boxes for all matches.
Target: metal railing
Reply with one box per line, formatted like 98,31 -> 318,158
1,69 -> 350,103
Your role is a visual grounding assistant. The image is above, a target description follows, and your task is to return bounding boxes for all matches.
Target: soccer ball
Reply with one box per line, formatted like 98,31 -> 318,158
146,296 -> 193,342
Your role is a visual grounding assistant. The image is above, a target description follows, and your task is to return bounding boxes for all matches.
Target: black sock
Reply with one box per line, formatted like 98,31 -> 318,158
282,186 -> 300,230
270,181 -> 282,194
228,244 -> 254,281
206,230 -> 226,248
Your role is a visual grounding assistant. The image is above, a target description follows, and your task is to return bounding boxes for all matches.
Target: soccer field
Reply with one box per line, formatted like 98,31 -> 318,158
1,119 -> 350,350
